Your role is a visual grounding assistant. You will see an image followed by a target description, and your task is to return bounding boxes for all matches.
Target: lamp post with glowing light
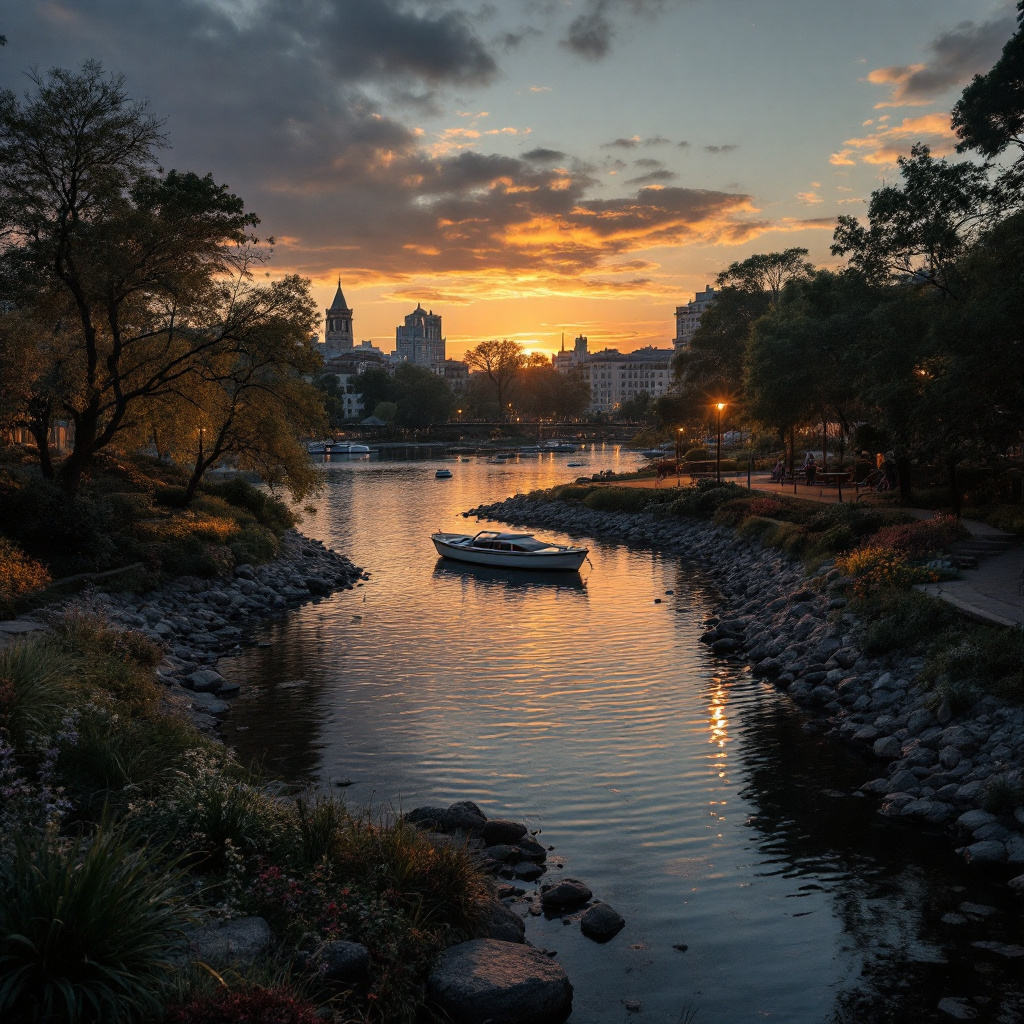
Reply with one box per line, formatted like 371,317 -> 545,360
715,402 -> 726,483
675,426 -> 684,485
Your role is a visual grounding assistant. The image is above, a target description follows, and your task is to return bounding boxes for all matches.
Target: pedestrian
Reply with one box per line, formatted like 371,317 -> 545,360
805,452 -> 817,485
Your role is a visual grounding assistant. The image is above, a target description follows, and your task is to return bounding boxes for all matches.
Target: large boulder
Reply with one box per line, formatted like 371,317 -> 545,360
407,801 -> 487,835
428,939 -> 572,1024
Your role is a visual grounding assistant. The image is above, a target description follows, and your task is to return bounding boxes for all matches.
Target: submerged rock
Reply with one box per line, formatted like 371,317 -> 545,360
580,903 -> 625,942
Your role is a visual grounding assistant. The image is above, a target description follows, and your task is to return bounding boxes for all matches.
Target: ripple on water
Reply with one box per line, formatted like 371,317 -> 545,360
220,457 -> 1024,1023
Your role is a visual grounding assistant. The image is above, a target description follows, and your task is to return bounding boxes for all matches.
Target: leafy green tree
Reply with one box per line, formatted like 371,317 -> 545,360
0,62 -> 261,492
390,363 -> 454,428
350,367 -> 393,414
831,145 -> 999,296
312,372 -> 347,426
716,247 -> 814,303
464,339 -> 525,419
952,4 -> 1024,161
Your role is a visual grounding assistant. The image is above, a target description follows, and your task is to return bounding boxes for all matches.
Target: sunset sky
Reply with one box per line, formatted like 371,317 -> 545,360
1,1 -> 1013,358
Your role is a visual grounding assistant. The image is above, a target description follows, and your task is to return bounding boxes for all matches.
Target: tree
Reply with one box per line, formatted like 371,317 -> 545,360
390,363 -> 454,428
349,367 -> 393,414
831,145 -> 1000,296
952,4 -> 1024,160
464,339 -> 525,418
0,63 -> 260,491
125,271 -> 326,503
716,248 -> 814,303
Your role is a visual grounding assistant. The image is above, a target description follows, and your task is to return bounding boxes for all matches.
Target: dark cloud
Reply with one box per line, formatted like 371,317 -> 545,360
644,135 -> 672,146
559,0 -> 668,60
633,158 -> 664,169
522,148 -> 568,162
678,140 -> 691,149
704,145 -> 738,154
497,27 -> 542,49
624,169 -> 678,185
603,137 -> 641,149
869,10 -> 1014,105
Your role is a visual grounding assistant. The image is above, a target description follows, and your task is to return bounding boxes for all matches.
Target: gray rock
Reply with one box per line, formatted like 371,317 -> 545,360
900,800 -> 955,824
316,940 -> 370,983
886,770 -> 921,794
187,668 -> 226,692
513,861 -> 545,882
482,820 -> 529,846
939,746 -> 962,769
937,997 -> 978,1020
963,840 -> 1007,865
873,735 -> 902,759
580,903 -> 625,942
180,916 -> 272,967
514,837 -> 547,862
906,709 -> 935,735
957,809 -> 997,833
428,939 -> 573,1024
187,691 -> 230,715
971,940 -> 1024,958
483,844 -> 520,864
540,878 -> 593,910
476,902 -> 527,943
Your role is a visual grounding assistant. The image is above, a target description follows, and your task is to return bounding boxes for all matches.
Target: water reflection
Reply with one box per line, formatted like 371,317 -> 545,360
220,457 -> 1024,1023
431,558 -> 587,593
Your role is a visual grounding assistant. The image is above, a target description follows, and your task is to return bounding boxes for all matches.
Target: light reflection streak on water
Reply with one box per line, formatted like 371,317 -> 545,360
221,452 -> 1024,1024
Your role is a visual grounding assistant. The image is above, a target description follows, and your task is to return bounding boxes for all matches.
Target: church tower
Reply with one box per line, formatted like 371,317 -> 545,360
324,277 -> 354,356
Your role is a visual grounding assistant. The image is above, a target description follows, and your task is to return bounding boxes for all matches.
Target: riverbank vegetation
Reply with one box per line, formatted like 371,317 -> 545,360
525,479 -> 1023,705
0,449 -> 298,618
0,612 -> 494,1022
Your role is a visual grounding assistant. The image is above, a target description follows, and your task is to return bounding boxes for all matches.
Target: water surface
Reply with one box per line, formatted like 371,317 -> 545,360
221,449 -> 1024,1024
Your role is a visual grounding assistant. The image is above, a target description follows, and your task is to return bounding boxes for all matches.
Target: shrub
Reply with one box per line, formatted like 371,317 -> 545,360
835,546 -> 934,598
856,590 -> 957,655
747,497 -> 787,518
984,775 -> 1024,815
147,537 -> 235,578
0,638 -> 74,751
683,447 -> 709,462
0,538 -> 51,615
813,523 -> 858,556
229,525 -> 279,566
669,481 -> 746,518
294,792 -> 346,866
166,987 -> 322,1024
920,626 -> 1024,703
201,478 -> 295,536
0,826 -> 187,1024
864,515 -> 967,560
582,487 -> 658,513
712,498 -> 756,527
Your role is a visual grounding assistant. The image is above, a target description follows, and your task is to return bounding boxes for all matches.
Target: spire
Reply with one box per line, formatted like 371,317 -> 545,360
561,332 -> 565,352
329,275 -> 349,311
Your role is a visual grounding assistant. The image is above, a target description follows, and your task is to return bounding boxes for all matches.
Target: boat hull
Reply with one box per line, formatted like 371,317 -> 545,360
431,535 -> 588,571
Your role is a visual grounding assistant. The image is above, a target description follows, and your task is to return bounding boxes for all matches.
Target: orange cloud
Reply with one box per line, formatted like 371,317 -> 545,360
829,149 -> 856,166
841,113 -> 955,165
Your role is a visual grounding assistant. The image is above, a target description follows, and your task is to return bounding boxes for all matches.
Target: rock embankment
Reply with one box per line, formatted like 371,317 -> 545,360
468,495 -> 1024,876
79,530 -> 363,727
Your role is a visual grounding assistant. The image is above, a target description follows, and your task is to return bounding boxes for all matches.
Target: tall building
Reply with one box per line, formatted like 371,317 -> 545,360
580,347 -> 673,415
396,303 -> 445,367
674,286 -> 717,352
324,278 -> 354,356
553,333 -> 589,373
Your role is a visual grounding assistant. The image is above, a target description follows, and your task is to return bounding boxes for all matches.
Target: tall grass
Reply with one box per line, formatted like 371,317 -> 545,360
0,825 -> 187,1023
0,638 -> 75,750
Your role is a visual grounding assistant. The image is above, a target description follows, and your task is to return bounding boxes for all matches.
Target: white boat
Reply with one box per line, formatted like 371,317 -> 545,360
431,530 -> 589,571
330,442 -> 370,454
541,440 -> 578,453
435,468 -> 452,478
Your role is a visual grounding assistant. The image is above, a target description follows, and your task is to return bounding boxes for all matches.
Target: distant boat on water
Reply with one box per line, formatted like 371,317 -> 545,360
435,468 -> 453,478
431,530 -> 589,571
308,441 -> 371,456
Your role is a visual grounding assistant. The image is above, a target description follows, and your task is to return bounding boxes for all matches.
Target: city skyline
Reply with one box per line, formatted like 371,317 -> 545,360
1,0 -> 1012,357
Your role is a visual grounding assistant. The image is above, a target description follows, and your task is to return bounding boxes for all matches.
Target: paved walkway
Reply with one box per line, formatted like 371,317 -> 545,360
596,470 -> 1024,627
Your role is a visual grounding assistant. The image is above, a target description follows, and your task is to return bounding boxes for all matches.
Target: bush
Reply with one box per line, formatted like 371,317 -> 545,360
712,497 -> 756,527
856,590 -> 957,655
147,537 -> 235,578
920,626 -> 1024,703
864,515 -> 967,560
582,487 -> 659,513
229,525 -> 280,566
201,478 -> 295,536
0,538 -> 51,616
683,447 -> 709,462
669,481 -> 747,519
166,987 -> 322,1024
835,546 -> 935,598
984,775 -> 1024,815
0,826 -> 187,1024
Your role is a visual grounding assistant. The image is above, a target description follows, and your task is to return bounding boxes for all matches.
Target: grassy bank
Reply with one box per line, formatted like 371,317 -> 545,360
0,612 -> 494,1022
520,480 -> 1024,706
0,450 -> 300,617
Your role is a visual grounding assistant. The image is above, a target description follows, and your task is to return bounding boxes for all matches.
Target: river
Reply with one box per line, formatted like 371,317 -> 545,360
220,447 -> 1023,1024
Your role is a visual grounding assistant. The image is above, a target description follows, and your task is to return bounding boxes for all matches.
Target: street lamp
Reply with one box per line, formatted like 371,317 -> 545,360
715,402 -> 726,483
675,426 -> 684,485
457,408 -> 462,423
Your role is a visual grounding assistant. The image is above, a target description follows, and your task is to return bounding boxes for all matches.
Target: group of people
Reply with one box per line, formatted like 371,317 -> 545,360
767,450 -> 898,491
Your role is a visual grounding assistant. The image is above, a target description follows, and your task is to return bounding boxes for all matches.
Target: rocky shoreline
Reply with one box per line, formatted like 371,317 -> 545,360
469,494 -> 1024,887
77,529 -> 364,730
